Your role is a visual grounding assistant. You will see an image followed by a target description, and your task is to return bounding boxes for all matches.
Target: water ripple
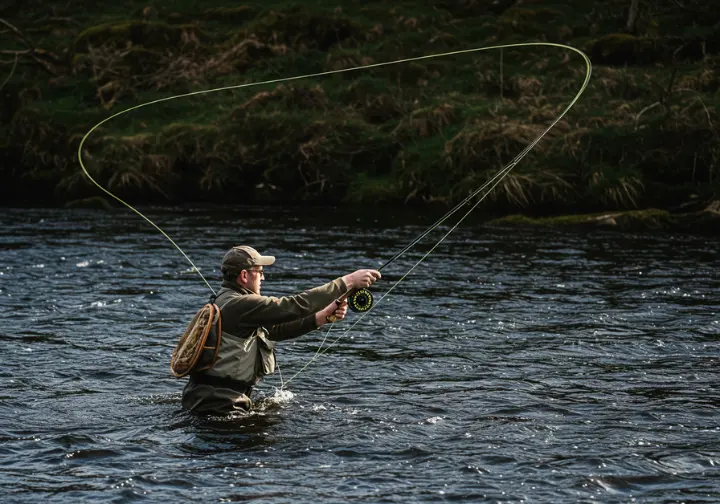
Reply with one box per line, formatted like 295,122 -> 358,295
0,206 -> 719,502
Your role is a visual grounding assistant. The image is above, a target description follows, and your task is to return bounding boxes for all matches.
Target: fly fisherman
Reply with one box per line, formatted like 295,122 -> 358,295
181,245 -> 381,414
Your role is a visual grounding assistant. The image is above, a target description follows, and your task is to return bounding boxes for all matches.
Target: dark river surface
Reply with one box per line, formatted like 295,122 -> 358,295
0,205 -> 718,503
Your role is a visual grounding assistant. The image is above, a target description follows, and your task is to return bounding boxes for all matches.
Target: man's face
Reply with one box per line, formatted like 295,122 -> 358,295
239,267 -> 265,294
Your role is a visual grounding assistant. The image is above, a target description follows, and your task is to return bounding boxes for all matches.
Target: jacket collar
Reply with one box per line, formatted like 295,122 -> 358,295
220,279 -> 255,296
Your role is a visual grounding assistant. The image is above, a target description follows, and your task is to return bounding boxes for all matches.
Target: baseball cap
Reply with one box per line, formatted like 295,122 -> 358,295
221,246 -> 275,273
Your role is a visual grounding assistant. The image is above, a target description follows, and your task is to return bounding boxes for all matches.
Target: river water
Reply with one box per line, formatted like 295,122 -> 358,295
0,205 -> 718,503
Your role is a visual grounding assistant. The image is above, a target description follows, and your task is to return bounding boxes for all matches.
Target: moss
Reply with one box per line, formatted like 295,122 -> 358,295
202,6 -> 256,23
345,173 -> 402,204
488,209 -> 673,231
614,209 -> 672,230
64,196 -> 115,209
489,214 -> 540,226
488,207 -> 720,233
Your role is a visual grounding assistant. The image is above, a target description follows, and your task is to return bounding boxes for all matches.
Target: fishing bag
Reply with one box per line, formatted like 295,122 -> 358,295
170,303 -> 222,378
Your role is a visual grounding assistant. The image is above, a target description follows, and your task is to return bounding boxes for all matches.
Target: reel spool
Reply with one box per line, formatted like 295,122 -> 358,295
348,288 -> 374,313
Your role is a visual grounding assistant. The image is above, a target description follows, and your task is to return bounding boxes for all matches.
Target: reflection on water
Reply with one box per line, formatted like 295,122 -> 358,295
0,205 -> 718,503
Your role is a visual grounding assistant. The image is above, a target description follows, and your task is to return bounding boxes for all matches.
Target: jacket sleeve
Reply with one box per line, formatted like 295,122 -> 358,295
267,314 -> 318,341
221,277 -> 347,334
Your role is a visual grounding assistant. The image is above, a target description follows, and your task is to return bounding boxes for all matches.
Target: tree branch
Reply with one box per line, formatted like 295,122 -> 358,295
626,0 -> 641,33
0,19 -> 60,75
0,17 -> 33,49
0,53 -> 18,94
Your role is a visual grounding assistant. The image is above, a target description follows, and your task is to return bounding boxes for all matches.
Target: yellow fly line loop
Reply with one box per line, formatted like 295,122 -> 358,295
78,42 -> 591,296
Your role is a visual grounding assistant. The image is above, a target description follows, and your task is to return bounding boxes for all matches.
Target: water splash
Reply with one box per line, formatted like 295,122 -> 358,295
253,388 -> 295,411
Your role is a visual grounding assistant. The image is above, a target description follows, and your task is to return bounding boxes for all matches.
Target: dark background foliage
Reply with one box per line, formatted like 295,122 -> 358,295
0,0 -> 718,218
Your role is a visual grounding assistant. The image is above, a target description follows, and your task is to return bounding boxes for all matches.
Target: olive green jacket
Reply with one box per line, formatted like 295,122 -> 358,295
216,277 -> 348,343
182,277 -> 348,414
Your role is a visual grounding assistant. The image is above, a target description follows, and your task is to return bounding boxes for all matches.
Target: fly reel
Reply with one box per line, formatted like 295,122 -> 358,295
348,288 -> 374,313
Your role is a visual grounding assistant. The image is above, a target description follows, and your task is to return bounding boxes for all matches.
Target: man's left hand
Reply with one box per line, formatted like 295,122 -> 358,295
332,299 -> 348,320
323,299 -> 348,324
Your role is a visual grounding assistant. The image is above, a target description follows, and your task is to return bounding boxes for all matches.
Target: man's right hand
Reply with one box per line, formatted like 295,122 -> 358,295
343,269 -> 381,290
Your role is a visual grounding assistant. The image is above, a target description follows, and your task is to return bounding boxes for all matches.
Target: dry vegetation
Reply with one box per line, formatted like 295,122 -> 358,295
0,0 -> 718,220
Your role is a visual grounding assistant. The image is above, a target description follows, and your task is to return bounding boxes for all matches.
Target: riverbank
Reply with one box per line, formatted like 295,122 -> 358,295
489,203 -> 720,233
1,1 -> 718,216
51,195 -> 719,234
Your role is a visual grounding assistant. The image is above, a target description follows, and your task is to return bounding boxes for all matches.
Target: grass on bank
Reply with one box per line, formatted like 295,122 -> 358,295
1,0 -> 718,213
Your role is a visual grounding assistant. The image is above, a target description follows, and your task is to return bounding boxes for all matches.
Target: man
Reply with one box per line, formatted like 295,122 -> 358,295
181,245 -> 381,414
